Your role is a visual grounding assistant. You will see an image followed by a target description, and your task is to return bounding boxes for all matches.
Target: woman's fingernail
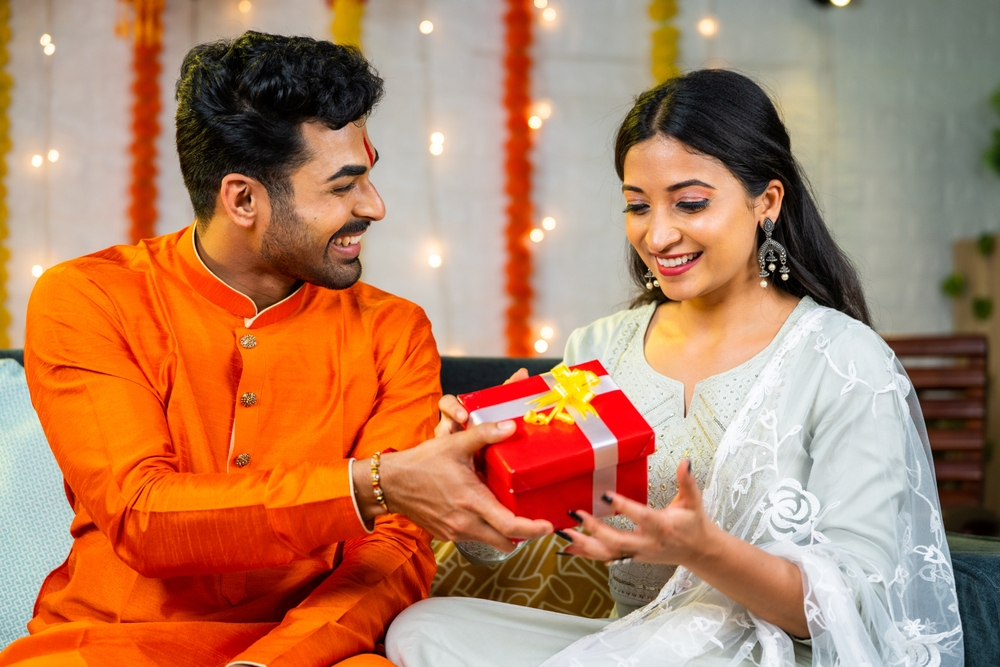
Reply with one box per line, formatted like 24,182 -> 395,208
601,493 -> 613,505
555,529 -> 573,541
568,510 -> 583,524
687,460 -> 693,473
556,551 -> 574,557
498,420 -> 515,430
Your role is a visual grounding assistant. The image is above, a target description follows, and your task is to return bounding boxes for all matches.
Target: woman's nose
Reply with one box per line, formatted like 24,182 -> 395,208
647,213 -> 682,251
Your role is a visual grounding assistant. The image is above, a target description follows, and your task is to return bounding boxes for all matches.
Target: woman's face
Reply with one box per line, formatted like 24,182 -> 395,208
623,135 -> 781,304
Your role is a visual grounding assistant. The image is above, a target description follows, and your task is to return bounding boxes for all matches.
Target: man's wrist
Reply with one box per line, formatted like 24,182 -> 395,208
351,453 -> 390,521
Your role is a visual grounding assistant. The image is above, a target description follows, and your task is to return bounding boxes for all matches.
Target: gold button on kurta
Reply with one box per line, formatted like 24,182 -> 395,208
240,334 -> 257,349
234,453 -> 251,468
240,392 -> 257,407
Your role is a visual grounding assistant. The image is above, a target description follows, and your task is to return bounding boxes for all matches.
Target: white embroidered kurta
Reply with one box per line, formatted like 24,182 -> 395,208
387,299 -> 963,667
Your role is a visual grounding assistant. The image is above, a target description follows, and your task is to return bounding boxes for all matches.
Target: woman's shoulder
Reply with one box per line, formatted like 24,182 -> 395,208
563,303 -> 656,366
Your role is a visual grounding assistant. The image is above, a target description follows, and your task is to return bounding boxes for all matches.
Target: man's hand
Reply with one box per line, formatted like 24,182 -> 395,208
353,419 -> 552,551
434,368 -> 529,437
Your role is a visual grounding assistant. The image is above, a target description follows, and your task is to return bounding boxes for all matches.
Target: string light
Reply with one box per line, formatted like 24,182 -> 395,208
238,0 -> 252,13
534,0 -> 548,7
429,131 -> 444,156
428,253 -> 442,268
540,326 -> 554,340
31,265 -> 43,278
31,154 -> 43,168
534,339 -> 549,354
697,17 -> 718,37
39,34 -> 51,46
534,101 -> 552,120
419,20 -> 434,34
542,7 -> 557,21
47,149 -> 59,163
527,115 -> 543,130
529,229 -> 544,243
541,216 -> 556,230
43,42 -> 56,56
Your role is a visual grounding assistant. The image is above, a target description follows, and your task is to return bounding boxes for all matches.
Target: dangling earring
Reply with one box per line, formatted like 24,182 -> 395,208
757,218 -> 790,288
644,269 -> 659,291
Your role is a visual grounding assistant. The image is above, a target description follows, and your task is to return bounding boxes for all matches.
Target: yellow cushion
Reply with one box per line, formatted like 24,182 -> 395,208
430,534 -> 613,619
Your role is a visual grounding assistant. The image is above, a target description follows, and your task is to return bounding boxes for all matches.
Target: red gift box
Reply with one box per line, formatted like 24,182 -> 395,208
458,360 -> 655,531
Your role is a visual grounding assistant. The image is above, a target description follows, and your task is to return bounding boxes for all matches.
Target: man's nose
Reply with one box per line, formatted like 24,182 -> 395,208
356,181 -> 386,222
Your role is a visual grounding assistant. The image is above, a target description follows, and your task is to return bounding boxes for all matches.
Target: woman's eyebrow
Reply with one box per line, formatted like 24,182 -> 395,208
666,179 -> 714,192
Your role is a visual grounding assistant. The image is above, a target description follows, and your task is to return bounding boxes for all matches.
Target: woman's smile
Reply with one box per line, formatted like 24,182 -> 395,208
654,251 -> 702,276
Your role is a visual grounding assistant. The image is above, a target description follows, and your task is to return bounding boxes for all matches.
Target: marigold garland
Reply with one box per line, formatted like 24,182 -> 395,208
118,0 -> 163,244
503,0 -> 534,357
328,0 -> 366,50
649,0 -> 680,83
0,0 -> 12,347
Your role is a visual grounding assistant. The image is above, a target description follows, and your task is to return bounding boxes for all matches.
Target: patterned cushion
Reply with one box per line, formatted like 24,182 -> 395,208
431,534 -> 613,618
0,360 -> 74,648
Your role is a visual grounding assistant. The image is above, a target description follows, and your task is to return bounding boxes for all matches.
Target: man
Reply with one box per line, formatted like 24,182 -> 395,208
0,32 -> 548,667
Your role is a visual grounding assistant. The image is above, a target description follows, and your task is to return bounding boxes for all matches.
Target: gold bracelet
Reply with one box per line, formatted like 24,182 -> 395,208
370,451 -> 388,513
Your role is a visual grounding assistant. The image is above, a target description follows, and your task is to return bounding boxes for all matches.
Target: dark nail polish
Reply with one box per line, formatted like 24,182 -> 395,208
556,551 -> 574,557
687,460 -> 693,473
568,510 -> 583,524
601,493 -> 613,505
555,529 -> 573,541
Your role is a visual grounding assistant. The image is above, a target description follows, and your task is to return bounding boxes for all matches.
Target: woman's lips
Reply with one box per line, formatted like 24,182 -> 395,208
654,252 -> 702,277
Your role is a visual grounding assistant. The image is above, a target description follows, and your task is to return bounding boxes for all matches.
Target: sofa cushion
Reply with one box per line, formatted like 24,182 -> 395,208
0,360 -> 74,648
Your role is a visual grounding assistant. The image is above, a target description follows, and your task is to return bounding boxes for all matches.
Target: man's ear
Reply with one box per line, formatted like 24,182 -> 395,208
219,174 -> 269,230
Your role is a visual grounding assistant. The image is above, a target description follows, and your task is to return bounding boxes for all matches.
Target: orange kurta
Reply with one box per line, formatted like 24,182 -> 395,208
0,225 -> 440,667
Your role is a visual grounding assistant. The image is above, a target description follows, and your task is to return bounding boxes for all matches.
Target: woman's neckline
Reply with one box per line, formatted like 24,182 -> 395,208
633,296 -> 815,417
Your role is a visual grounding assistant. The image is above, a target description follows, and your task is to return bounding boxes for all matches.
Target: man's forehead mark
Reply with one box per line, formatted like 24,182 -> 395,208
363,136 -> 375,167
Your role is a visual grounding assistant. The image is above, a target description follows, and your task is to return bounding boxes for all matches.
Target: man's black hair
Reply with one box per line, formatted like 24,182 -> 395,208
175,31 -> 384,223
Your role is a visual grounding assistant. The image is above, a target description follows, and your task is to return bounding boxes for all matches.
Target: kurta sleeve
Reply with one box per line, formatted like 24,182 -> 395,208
226,308 -> 441,667
23,266 -> 432,579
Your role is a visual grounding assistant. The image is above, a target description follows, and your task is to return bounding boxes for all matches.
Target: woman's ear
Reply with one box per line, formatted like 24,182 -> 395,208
219,174 -> 269,230
756,178 -> 785,226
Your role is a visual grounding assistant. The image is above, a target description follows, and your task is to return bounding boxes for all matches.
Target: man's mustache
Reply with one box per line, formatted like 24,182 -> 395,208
332,220 -> 371,238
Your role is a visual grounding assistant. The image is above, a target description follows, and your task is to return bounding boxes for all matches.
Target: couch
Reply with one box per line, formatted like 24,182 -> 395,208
1,351 -> 998,665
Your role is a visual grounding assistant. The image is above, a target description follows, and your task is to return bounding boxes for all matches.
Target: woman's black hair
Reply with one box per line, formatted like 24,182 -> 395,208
616,69 -> 870,326
175,31 -> 384,223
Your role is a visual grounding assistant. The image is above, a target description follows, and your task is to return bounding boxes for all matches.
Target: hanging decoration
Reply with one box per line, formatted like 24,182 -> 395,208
0,0 -> 10,347
503,0 -> 534,356
116,0 -> 164,244
649,0 -> 680,84
327,0 -> 367,50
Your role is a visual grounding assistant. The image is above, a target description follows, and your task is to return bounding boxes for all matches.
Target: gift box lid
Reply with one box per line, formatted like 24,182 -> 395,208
458,360 -> 655,493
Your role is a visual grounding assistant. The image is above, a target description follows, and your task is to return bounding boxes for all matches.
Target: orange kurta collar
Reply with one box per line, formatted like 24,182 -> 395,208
176,224 -> 306,329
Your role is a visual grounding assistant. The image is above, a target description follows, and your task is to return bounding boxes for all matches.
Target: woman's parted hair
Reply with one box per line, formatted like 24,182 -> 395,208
616,69 -> 870,326
175,31 -> 384,222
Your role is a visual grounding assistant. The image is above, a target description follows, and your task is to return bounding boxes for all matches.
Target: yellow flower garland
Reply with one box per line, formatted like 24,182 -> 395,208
0,0 -> 12,347
649,0 -> 680,84
330,0 -> 365,50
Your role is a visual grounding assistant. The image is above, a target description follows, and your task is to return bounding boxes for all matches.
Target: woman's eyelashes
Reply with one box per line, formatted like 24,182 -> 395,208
676,198 -> 709,212
623,202 -> 648,214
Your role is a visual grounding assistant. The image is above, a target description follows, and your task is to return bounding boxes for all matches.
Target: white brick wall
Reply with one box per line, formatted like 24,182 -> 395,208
4,0 -> 1000,349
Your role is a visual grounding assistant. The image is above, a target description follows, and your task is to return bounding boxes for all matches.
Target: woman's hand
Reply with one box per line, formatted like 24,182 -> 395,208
434,368 -> 530,437
561,460 -> 717,566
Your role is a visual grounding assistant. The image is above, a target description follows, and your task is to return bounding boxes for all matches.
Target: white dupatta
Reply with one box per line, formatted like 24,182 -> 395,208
545,306 -> 963,667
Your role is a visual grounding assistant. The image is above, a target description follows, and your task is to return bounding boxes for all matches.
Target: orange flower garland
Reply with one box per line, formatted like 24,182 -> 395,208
327,0 -> 367,50
0,0 -> 11,347
503,0 -> 534,357
117,0 -> 163,244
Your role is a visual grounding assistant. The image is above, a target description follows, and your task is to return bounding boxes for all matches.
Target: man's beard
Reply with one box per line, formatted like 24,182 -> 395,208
259,195 -> 365,291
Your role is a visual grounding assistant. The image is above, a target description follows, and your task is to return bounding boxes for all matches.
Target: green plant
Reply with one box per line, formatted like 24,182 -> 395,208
941,272 -> 967,298
973,296 -> 993,320
978,233 -> 996,256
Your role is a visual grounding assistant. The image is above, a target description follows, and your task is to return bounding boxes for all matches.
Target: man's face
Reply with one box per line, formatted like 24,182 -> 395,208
259,121 -> 385,290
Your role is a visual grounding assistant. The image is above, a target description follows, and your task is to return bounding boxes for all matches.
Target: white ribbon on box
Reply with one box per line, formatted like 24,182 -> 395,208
467,372 -> 621,516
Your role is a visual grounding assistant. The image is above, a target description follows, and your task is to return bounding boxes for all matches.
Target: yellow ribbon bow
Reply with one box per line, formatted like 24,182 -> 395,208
524,365 -> 601,426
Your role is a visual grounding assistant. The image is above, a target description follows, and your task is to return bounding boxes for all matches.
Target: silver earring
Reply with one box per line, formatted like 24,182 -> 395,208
643,269 -> 659,291
757,218 -> 790,288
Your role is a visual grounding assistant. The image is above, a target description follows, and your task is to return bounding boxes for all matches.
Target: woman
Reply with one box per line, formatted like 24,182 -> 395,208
386,70 -> 962,666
